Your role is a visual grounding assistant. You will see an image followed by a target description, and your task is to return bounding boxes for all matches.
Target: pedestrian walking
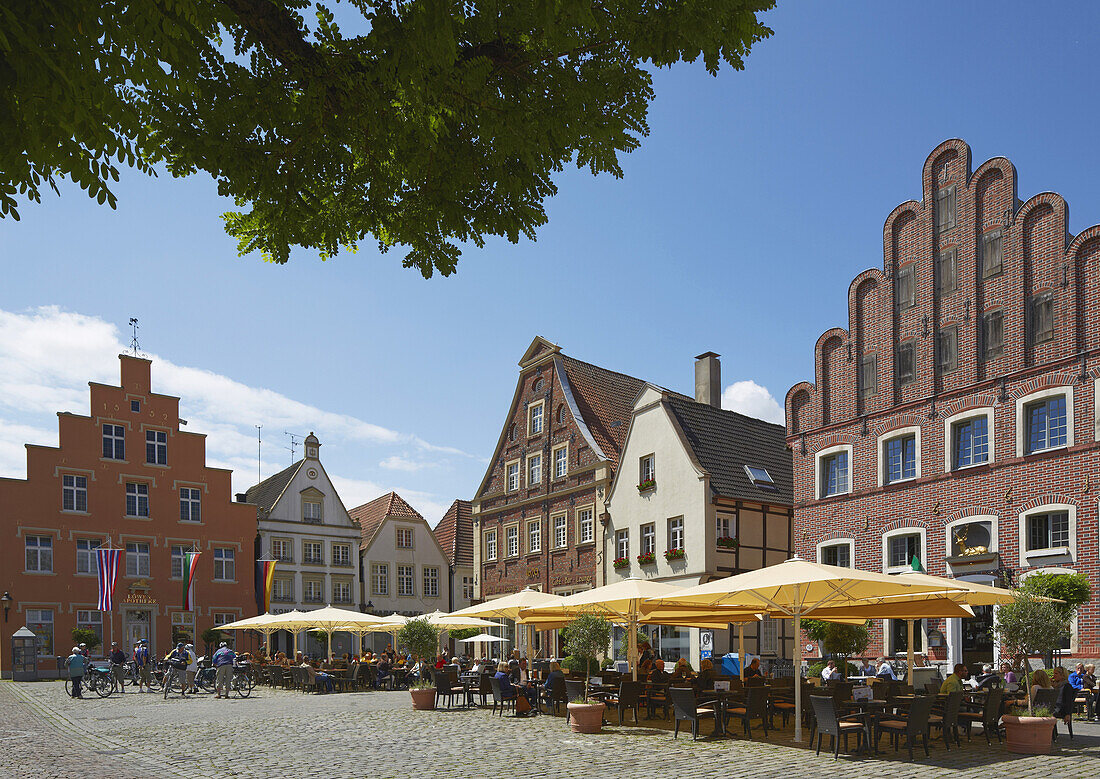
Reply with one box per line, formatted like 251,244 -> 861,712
66,647 -> 87,699
134,639 -> 152,692
212,642 -> 236,699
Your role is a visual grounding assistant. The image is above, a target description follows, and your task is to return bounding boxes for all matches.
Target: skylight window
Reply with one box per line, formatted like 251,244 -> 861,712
744,465 -> 776,489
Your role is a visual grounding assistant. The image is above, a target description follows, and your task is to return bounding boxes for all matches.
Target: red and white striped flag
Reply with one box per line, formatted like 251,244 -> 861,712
183,551 -> 201,611
96,548 -> 121,611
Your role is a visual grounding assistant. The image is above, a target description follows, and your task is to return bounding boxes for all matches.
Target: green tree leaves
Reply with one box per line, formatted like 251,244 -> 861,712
1,0 -> 773,275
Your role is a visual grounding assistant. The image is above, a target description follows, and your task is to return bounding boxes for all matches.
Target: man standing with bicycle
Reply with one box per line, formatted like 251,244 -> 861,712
134,638 -> 152,693
212,641 -> 236,699
167,643 -> 190,698
109,641 -> 128,693
66,646 -> 87,699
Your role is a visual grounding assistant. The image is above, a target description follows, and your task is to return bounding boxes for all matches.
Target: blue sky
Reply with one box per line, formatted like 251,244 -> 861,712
3,1 -> 1099,521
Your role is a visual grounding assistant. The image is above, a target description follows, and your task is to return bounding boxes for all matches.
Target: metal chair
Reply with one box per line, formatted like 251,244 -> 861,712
809,695 -> 864,760
875,693 -> 933,760
670,686 -> 720,740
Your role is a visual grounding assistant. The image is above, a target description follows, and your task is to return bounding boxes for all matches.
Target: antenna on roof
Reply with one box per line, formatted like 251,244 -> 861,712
255,424 -> 262,484
284,431 -> 308,464
128,318 -> 143,357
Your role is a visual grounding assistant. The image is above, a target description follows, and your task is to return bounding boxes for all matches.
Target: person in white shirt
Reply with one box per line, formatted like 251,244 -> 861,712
184,643 -> 200,693
821,660 -> 840,682
875,657 -> 897,680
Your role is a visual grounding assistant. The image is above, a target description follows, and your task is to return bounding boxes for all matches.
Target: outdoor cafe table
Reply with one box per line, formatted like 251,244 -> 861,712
839,698 -> 890,754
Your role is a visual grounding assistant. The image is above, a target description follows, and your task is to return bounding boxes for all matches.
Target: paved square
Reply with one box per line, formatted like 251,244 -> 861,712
2,681 -> 1098,778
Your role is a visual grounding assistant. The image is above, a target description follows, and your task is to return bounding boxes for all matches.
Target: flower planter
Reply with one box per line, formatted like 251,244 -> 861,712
410,688 -> 437,711
637,479 -> 656,493
716,537 -> 739,550
567,701 -> 606,733
636,553 -> 656,566
664,549 -> 685,562
1003,714 -> 1056,754
612,558 -> 630,571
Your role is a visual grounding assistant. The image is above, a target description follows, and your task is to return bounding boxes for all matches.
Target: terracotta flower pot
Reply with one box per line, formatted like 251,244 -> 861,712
1003,714 -> 1056,754
410,688 -> 437,711
567,701 -> 606,733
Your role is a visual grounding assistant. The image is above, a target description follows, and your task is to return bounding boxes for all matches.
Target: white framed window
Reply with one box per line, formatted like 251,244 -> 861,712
179,487 -> 201,522
815,444 -> 852,499
485,529 -> 498,561
171,611 -> 195,644
506,460 -> 520,492
877,426 -> 921,487
528,401 -> 544,436
461,577 -> 474,600
25,535 -> 53,572
817,539 -> 853,568
302,499 -> 322,523
553,444 -> 569,479
271,537 -> 293,562
126,542 -> 150,577
102,423 -> 125,460
640,454 -> 655,485
553,514 -> 568,548
272,577 -> 294,602
577,508 -> 594,545
505,525 -> 519,557
527,453 -> 542,486
213,548 -> 235,581
303,541 -> 323,565
125,482 -> 150,517
1016,386 -> 1073,457
615,529 -> 629,560
882,527 -> 925,573
641,523 -> 656,556
945,516 -> 998,560
62,474 -> 88,512
943,407 -> 995,472
397,565 -> 415,597
668,516 -> 684,550
716,513 -> 737,542
759,615 -> 779,655
423,566 -> 440,598
303,579 -> 324,603
371,563 -> 389,596
333,580 -> 352,604
76,609 -> 103,648
76,538 -> 103,574
1018,504 -> 1076,566
170,544 -> 186,579
527,519 -> 541,553
332,543 -> 351,567
395,526 -> 414,549
26,609 -> 54,656
145,429 -> 167,465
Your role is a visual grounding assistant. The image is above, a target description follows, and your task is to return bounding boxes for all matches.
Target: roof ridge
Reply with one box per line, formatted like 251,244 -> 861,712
667,395 -> 786,430
246,459 -> 303,493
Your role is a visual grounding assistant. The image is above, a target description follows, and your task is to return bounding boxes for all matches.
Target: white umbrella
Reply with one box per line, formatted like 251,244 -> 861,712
456,633 -> 510,644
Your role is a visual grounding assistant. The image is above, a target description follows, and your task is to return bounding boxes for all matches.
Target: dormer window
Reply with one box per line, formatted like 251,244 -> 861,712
744,465 -> 776,489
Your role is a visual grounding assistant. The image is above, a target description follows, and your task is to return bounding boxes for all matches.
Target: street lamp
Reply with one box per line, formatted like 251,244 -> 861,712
1,592 -> 12,622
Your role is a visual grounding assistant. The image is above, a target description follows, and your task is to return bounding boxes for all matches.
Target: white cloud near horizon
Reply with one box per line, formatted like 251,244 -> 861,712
0,305 -> 479,519
721,379 -> 785,425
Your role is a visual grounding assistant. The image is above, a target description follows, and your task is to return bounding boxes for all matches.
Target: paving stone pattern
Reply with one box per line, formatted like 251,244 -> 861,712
2,681 -> 1099,779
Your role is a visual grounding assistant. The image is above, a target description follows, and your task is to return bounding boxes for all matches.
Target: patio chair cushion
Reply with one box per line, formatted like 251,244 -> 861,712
696,707 -> 715,715
772,702 -> 795,709
877,719 -> 907,729
727,706 -> 746,715
927,714 -> 943,723
836,722 -> 863,730
957,711 -> 983,720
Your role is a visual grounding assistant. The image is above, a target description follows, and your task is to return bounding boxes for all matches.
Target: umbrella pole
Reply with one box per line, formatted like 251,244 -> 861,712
906,619 -> 915,688
738,623 -> 745,682
794,610 -> 803,742
629,617 -> 638,682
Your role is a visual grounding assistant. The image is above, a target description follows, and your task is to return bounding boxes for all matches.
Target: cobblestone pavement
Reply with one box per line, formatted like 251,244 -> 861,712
3,680 -> 1100,779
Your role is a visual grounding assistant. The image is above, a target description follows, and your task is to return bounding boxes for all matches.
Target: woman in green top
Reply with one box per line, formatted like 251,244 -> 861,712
66,647 -> 87,698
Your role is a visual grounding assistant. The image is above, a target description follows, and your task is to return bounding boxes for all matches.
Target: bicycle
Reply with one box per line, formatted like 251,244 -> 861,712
232,662 -> 254,698
163,661 -> 187,699
65,664 -> 115,698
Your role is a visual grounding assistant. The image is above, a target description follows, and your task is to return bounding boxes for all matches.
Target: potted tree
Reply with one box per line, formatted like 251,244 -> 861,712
397,617 -> 442,710
563,613 -> 611,733
801,619 -> 869,680
995,591 -> 1071,754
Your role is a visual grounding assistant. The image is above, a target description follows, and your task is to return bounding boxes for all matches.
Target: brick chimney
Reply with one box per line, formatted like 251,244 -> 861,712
694,352 -> 721,408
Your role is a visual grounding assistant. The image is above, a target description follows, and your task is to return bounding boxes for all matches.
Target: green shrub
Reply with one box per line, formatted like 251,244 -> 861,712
562,655 -> 600,675
71,628 -> 101,652
808,660 -> 860,678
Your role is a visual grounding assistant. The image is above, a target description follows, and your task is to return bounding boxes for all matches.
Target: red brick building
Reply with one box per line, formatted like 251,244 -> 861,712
785,139 -> 1100,669
0,355 -> 256,675
472,337 -> 664,650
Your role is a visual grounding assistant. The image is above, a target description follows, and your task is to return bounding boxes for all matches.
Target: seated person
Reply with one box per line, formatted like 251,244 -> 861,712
1068,663 -> 1095,720
494,661 -> 537,711
541,661 -> 565,703
434,652 -> 448,670
999,662 -> 1018,689
821,660 -> 840,682
300,661 -> 335,693
637,648 -> 655,677
1051,667 -> 1077,726
972,664 -> 1000,690
377,655 -> 394,687
860,659 -> 876,676
875,657 -> 897,680
743,658 -> 765,679
1030,668 -> 1053,702
647,658 -> 670,684
940,663 -> 968,694
696,658 -> 719,689
669,658 -> 694,683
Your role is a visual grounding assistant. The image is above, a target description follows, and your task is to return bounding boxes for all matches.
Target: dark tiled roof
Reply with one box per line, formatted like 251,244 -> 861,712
665,396 -> 793,505
433,499 -> 473,567
244,460 -> 304,513
349,491 -> 423,550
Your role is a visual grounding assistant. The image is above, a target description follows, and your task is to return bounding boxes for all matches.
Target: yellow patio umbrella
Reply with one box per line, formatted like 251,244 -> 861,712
421,610 -> 501,630
216,611 -> 305,657
521,578 -> 688,681
279,606 -> 386,661
449,587 -> 567,656
643,556 -> 967,741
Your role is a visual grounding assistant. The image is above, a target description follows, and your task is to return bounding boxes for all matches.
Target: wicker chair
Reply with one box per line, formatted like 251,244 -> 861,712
490,676 -> 517,717
670,686 -> 720,740
875,693 -> 933,760
725,686 -> 770,738
928,690 -> 963,749
604,680 -> 642,725
809,695 -> 864,759
959,687 -> 1004,743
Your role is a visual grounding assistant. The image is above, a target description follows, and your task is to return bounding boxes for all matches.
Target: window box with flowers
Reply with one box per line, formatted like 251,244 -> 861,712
716,537 -> 739,550
637,479 -> 656,493
612,557 -> 630,571
636,551 -> 656,566
664,548 -> 685,562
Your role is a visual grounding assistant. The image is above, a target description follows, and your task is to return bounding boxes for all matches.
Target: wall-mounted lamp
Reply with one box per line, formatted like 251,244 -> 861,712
1,591 -> 11,622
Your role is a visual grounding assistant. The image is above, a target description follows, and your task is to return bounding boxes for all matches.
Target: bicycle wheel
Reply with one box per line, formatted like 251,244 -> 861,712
64,678 -> 73,696
234,672 -> 253,698
93,671 -> 114,698
163,669 -> 175,699
198,672 -> 217,694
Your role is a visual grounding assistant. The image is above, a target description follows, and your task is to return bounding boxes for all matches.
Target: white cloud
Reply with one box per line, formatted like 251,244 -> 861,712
329,475 -> 451,523
0,305 -> 476,521
721,380 -> 785,424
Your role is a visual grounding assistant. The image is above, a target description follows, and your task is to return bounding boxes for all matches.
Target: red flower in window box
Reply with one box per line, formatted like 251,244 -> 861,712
716,536 -> 739,550
637,479 -> 656,493
636,552 -> 656,565
663,548 -> 685,561
612,557 -> 630,570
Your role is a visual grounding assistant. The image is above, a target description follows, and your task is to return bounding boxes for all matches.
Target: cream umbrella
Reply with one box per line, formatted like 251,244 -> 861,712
644,556 -> 968,741
217,611 -> 304,658
521,578 -> 688,681
421,610 -> 501,630
280,606 -> 386,661
450,587 -> 566,656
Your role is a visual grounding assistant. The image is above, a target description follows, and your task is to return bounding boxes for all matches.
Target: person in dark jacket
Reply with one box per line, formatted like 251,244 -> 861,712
647,658 -> 670,684
495,662 -> 537,713
1052,666 -> 1078,726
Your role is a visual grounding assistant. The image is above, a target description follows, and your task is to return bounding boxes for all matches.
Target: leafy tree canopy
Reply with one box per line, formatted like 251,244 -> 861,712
801,619 -> 870,658
1019,571 -> 1091,617
0,0 -> 773,275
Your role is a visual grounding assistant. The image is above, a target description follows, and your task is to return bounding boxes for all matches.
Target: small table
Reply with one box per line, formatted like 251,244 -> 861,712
844,698 -> 889,754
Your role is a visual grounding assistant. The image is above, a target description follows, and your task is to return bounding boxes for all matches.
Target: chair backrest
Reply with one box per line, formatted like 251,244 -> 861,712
489,676 -> 504,703
729,676 -> 744,690
1032,686 -> 1057,710
905,693 -> 935,735
669,686 -> 699,721
871,680 -> 889,700
981,687 -> 1004,723
941,690 -> 963,727
745,676 -> 765,687
565,679 -> 585,702
478,674 -> 493,695
549,676 -> 568,703
924,682 -> 940,695
809,695 -> 839,736
744,685 -> 768,717
619,680 -> 642,706
433,671 -> 449,693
